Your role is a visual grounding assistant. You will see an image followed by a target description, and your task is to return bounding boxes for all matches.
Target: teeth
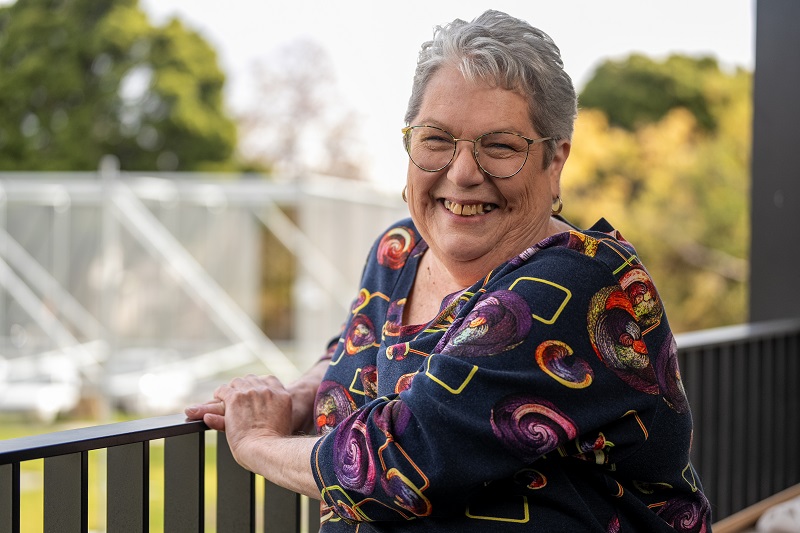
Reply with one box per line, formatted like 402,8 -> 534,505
444,200 -> 494,216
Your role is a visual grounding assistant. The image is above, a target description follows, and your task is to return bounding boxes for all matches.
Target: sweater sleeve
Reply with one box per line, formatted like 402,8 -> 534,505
311,247 -> 681,523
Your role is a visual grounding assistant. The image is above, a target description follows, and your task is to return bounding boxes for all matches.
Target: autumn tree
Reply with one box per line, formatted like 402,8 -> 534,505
564,55 -> 751,332
0,0 -> 237,171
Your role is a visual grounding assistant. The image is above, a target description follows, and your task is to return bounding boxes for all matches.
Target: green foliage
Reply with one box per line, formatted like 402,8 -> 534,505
564,54 -> 752,332
0,0 -> 237,171
579,53 -> 747,133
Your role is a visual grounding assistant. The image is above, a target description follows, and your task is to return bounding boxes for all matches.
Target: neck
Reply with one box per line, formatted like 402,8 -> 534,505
428,215 -> 571,288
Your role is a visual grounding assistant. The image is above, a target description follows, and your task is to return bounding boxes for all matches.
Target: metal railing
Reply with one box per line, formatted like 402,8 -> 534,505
0,414 -> 319,533
1,317 -> 799,531
677,317 -> 800,522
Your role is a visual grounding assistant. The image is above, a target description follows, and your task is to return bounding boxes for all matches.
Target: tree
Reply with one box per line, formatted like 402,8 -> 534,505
237,39 -> 365,180
563,55 -> 752,332
0,0 -> 237,171
579,53 -> 747,133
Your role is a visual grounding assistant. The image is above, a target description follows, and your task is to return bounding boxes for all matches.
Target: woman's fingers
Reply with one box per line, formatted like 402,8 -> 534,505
185,399 -> 224,419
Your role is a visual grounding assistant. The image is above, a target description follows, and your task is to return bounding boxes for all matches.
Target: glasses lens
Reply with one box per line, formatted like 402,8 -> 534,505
476,133 -> 530,178
405,126 -> 455,172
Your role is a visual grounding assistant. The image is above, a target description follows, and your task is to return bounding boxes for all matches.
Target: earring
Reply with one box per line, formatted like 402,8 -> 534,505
402,185 -> 408,203
551,195 -> 563,216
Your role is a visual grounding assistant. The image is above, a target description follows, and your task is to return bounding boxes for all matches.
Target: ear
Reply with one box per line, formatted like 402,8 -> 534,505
547,139 -> 571,198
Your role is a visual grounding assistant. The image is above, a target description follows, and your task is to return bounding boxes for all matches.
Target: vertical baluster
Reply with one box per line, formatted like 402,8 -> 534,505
263,479 -> 299,532
216,432 -> 255,532
0,462 -> 20,533
164,433 -> 204,532
306,495 -> 321,533
716,344 -> 733,520
44,452 -> 88,533
107,442 -> 149,533
731,342 -> 747,516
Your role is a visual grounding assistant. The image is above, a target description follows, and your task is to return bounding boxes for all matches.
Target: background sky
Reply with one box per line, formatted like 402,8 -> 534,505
8,0 -> 758,186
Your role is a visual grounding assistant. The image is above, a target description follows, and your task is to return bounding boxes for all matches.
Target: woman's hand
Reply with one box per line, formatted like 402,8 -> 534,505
186,374 -> 293,472
185,374 -> 322,499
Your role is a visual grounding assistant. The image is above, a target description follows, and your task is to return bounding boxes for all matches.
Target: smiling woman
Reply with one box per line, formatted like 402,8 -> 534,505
186,9 -> 711,532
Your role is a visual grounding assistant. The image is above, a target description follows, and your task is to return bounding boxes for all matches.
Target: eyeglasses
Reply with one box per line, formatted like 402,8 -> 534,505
402,125 -> 552,179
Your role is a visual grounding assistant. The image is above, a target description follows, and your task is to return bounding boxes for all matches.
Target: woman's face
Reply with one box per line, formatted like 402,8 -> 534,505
406,66 -> 570,273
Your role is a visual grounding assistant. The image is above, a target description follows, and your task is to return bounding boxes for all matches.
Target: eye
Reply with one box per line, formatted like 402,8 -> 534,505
619,333 -> 634,346
479,133 -> 527,159
416,129 -> 454,151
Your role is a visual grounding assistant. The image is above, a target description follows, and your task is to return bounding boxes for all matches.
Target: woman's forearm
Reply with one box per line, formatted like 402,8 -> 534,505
238,434 -> 322,499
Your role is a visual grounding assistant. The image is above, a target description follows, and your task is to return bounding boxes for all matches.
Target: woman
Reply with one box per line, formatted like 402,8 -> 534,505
186,10 -> 711,532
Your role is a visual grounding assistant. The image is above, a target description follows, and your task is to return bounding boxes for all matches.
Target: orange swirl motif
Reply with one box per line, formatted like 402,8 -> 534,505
377,227 -> 416,270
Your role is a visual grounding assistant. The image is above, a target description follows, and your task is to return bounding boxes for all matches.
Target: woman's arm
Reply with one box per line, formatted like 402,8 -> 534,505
193,374 -> 322,499
184,357 -> 332,498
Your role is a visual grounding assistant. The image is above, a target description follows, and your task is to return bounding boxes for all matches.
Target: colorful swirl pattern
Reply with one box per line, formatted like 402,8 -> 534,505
333,409 -> 377,494
657,333 -> 689,413
435,290 -> 532,357
345,314 -> 378,355
360,365 -> 378,399
382,469 -> 432,516
377,227 -> 415,270
535,340 -> 594,388
620,267 -> 663,333
656,494 -> 711,533
588,286 -> 659,394
315,381 -> 357,435
382,299 -> 405,338
491,395 -> 578,461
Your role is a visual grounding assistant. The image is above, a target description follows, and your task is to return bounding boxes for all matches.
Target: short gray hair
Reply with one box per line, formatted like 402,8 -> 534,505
404,10 -> 577,166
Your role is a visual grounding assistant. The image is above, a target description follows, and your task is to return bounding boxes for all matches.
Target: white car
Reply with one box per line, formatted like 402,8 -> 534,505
0,354 -> 82,423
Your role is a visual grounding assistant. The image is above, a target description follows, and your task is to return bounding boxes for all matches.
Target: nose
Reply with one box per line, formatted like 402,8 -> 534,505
447,140 -> 485,187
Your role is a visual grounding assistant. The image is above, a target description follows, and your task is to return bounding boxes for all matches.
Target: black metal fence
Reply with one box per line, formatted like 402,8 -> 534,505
1,318 -> 799,531
0,414 -> 320,532
677,317 -> 800,522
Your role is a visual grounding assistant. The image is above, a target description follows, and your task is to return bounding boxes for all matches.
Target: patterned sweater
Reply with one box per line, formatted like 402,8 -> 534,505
310,217 -> 711,532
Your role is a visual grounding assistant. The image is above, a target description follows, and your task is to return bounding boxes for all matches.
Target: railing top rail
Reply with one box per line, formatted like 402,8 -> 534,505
676,317 -> 800,350
0,414 -> 207,464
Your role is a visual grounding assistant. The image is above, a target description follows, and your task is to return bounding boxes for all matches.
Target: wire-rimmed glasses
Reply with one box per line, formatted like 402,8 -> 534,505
402,125 -> 552,179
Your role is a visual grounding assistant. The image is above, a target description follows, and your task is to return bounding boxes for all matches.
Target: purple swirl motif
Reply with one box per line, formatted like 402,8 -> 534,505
535,340 -> 594,389
620,267 -> 663,333
373,399 -> 412,435
606,514 -> 621,533
382,299 -> 405,338
491,395 -> 578,462
345,314 -> 377,355
315,381 -> 357,436
382,470 -> 432,517
386,342 -> 410,361
333,409 -> 377,494
377,227 -> 415,270
657,333 -> 690,414
435,290 -> 532,357
656,493 -> 711,533
588,286 -> 659,394
360,365 -> 378,399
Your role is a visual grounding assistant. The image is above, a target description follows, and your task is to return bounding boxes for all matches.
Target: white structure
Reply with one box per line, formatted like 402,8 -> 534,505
0,169 -> 407,417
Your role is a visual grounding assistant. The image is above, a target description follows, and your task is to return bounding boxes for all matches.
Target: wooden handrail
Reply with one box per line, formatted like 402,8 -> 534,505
713,483 -> 800,533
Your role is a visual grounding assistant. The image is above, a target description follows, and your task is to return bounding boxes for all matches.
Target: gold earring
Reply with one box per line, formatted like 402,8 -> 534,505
402,185 -> 408,203
551,195 -> 563,216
